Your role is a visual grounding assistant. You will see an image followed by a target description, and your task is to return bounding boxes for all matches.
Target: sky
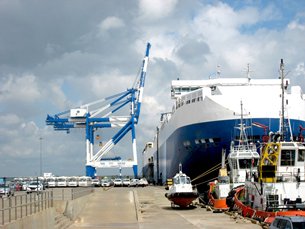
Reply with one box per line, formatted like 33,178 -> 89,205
1,0 -> 305,178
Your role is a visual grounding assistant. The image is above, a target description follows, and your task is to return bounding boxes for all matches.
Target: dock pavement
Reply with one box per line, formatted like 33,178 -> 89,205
68,186 -> 262,229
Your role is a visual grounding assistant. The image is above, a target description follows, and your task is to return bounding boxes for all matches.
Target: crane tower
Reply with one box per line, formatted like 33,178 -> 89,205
46,43 -> 151,178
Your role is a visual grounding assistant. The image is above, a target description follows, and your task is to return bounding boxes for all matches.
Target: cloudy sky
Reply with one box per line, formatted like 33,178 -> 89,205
1,0 -> 305,178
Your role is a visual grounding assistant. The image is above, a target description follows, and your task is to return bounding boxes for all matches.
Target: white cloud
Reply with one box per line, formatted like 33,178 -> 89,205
192,3 -> 260,44
0,74 -> 40,102
288,20 -> 305,30
138,0 -> 178,20
20,121 -> 39,136
0,113 -> 21,126
99,16 -> 125,31
47,82 -> 70,110
146,35 -> 177,60
0,120 -> 39,158
296,62 -> 305,76
141,95 -> 167,138
143,95 -> 166,115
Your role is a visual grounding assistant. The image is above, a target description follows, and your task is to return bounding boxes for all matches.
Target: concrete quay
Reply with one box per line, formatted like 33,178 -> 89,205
69,186 -> 262,229
0,188 -> 93,229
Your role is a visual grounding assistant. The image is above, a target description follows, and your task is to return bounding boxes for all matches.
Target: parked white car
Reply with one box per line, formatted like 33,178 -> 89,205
46,177 -> 57,188
0,184 -> 14,197
130,179 -> 139,187
122,178 -> 131,187
78,176 -> 92,187
92,179 -> 101,187
67,177 -> 78,187
21,181 -> 29,191
113,178 -> 123,187
270,216 -> 305,229
139,178 -> 148,187
26,181 -> 43,193
101,179 -> 113,187
57,176 -> 68,187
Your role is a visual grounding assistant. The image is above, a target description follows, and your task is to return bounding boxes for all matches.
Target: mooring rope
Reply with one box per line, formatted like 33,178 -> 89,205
193,176 -> 218,187
191,159 -> 228,183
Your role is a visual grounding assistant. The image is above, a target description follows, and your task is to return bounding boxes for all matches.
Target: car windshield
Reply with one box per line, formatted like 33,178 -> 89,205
292,222 -> 305,229
30,182 -> 40,185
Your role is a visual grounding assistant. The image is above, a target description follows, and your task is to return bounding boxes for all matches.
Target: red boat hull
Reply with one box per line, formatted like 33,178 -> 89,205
165,192 -> 198,207
233,186 -> 305,223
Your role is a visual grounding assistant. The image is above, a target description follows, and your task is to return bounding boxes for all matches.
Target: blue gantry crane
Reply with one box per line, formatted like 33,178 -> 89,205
46,43 -> 151,178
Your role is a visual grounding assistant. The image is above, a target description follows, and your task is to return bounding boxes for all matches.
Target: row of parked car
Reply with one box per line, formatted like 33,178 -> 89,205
0,179 -> 45,197
113,178 -> 148,187
1,176 -> 150,197
92,177 -> 149,187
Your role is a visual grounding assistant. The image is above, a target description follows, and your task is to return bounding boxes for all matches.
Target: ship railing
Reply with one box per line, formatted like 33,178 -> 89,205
0,190 -> 53,225
265,203 -> 305,212
231,145 -> 257,153
275,171 -> 305,182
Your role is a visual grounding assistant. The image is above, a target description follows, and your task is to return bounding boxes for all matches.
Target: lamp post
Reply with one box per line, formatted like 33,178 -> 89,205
39,137 -> 43,177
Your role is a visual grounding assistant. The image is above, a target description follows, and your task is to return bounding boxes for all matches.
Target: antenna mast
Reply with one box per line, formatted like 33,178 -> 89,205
246,63 -> 252,83
280,59 -> 285,140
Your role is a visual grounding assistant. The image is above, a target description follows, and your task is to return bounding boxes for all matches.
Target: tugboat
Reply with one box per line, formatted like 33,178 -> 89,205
207,149 -> 231,210
207,101 -> 260,210
165,164 -> 198,208
230,60 -> 305,224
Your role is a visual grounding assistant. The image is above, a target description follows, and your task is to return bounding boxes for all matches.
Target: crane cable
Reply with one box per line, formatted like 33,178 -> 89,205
191,159 -> 228,183
132,65 -> 142,89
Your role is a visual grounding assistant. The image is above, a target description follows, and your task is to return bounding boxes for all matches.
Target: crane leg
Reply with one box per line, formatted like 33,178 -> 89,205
133,165 -> 138,178
86,165 -> 96,178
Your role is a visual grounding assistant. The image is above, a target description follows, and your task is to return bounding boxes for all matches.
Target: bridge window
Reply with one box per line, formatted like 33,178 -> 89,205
281,150 -> 295,166
174,177 -> 179,184
239,159 -> 253,169
180,176 -> 186,184
186,177 -> 191,184
177,176 -> 191,184
298,149 -> 305,162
